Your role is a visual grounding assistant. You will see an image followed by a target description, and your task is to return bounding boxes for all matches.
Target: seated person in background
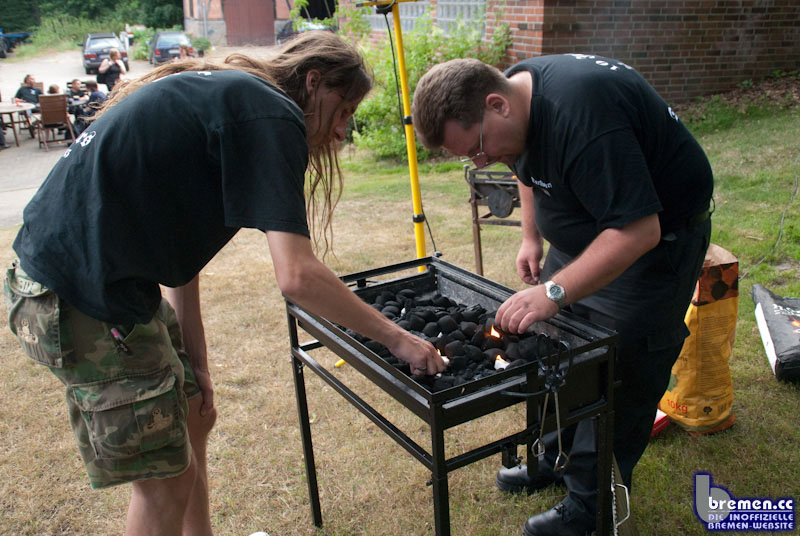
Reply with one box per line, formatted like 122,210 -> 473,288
43,84 -> 77,139
67,79 -> 87,99
85,80 -> 106,107
73,81 -> 107,136
67,80 -> 89,116
15,74 -> 43,113
178,43 -> 190,60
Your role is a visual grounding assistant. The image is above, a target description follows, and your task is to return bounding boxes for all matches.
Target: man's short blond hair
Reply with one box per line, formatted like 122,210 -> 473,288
412,58 -> 510,149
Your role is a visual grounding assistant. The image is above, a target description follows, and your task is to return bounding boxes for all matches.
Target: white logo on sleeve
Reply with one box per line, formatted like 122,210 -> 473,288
567,54 -> 634,72
63,130 -> 97,158
668,106 -> 680,121
78,130 -> 96,147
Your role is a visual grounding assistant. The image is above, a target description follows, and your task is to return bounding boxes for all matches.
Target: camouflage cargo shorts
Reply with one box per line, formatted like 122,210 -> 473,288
4,260 -> 200,489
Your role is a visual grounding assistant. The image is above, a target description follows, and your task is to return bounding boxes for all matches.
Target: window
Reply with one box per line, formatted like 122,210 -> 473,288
365,0 -> 430,32
437,0 -> 486,32
363,0 -> 486,33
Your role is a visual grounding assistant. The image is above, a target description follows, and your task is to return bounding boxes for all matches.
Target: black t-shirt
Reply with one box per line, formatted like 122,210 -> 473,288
507,54 -> 713,257
105,62 -> 123,88
15,85 -> 42,104
14,70 -> 310,324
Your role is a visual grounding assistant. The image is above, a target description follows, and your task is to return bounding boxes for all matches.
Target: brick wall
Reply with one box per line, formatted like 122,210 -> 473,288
350,0 -> 799,104
493,0 -> 800,103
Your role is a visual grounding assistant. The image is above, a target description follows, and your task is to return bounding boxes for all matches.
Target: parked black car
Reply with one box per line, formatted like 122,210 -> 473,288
148,31 -> 194,64
81,33 -> 129,74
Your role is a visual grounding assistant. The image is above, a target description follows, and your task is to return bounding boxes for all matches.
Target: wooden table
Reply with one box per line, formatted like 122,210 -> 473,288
0,101 -> 36,147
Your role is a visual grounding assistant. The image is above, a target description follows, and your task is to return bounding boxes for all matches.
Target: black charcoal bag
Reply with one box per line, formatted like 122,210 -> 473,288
751,284 -> 800,381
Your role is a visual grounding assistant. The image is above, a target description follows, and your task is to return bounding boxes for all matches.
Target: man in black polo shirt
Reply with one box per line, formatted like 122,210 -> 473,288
413,55 -> 712,535
15,74 -> 43,112
67,79 -> 87,99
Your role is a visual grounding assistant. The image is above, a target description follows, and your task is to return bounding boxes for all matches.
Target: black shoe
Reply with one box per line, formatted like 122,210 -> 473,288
523,500 -> 595,536
495,464 -> 561,494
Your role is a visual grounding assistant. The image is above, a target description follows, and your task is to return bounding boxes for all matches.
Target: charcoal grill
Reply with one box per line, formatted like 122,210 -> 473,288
286,257 -> 617,535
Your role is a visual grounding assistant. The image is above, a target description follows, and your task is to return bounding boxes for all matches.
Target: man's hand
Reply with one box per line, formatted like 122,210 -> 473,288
516,237 -> 544,285
495,285 -> 559,334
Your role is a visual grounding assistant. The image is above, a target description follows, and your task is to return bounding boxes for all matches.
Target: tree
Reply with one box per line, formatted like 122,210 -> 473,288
39,0 -> 118,19
0,0 -> 41,31
139,0 -> 183,29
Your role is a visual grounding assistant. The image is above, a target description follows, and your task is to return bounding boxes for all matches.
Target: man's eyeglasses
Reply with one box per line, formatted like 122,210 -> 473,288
459,118 -> 487,168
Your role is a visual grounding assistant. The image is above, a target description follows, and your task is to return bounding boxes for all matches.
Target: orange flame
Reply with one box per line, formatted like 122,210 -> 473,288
489,326 -> 501,338
792,318 -> 800,328
494,354 -> 510,370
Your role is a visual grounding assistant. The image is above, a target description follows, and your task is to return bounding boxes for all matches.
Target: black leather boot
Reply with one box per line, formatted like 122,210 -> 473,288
522,499 -> 595,536
495,464 -> 562,494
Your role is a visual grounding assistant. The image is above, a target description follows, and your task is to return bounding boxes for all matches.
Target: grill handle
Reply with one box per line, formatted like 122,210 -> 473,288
499,386 -> 549,399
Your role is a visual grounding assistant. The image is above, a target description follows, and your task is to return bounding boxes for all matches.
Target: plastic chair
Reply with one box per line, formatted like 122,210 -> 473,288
36,94 -> 75,151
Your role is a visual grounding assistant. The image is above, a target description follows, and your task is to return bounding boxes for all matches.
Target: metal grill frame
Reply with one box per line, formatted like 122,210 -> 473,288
465,167 -> 521,276
286,257 -> 617,535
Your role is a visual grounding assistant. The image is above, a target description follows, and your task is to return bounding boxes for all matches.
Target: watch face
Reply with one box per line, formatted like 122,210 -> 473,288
546,281 -> 565,305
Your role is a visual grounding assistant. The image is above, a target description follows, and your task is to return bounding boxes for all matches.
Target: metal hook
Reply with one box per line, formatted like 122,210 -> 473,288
552,390 -> 569,471
614,482 -> 631,531
532,391 -> 550,457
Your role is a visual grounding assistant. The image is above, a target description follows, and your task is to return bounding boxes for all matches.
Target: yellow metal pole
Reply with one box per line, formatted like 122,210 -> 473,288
391,4 -> 428,263
358,0 -> 427,266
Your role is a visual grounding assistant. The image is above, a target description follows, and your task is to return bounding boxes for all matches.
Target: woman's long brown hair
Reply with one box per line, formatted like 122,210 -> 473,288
94,31 -> 372,259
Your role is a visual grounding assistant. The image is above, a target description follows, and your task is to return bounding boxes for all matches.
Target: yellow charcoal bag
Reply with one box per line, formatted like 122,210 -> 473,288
659,244 -> 737,435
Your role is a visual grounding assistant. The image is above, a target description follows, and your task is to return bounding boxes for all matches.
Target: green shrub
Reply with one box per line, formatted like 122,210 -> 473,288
192,36 -> 211,53
352,8 -> 511,160
132,27 -> 155,60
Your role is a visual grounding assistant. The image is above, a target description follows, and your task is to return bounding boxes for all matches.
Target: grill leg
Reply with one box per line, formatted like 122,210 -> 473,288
470,188 -> 484,276
431,423 -> 450,536
292,354 -> 323,527
596,410 -> 614,535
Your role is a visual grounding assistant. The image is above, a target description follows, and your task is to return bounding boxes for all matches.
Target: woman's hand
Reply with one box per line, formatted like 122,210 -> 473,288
192,365 -> 215,417
387,331 -> 446,376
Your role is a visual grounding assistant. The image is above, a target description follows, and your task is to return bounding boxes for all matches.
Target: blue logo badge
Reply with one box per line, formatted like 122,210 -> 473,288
694,472 -> 795,531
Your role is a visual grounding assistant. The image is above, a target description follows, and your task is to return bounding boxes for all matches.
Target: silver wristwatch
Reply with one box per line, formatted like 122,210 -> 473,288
544,280 -> 567,308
